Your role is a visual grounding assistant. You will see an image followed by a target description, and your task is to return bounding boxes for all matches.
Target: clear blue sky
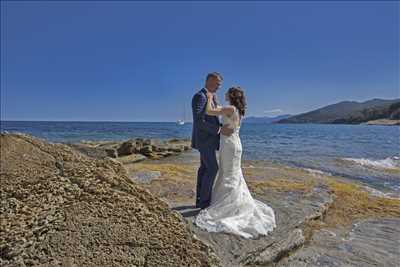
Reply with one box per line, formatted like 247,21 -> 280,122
1,1 -> 399,121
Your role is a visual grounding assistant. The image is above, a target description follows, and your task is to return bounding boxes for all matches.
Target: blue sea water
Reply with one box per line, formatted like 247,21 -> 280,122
1,121 -> 399,194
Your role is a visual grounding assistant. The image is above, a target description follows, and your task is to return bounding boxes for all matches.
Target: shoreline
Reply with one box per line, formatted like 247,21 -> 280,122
146,148 -> 400,198
3,128 -> 397,198
4,130 -> 400,195
365,119 -> 400,126
125,149 -> 399,202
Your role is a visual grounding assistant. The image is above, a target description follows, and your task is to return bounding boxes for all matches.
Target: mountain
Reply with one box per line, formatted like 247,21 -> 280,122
276,99 -> 400,124
243,114 -> 292,123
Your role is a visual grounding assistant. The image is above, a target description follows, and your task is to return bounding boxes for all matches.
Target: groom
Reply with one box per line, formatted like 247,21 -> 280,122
191,72 -> 233,209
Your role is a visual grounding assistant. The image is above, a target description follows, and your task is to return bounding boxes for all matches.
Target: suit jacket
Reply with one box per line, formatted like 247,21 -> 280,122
191,88 -> 221,151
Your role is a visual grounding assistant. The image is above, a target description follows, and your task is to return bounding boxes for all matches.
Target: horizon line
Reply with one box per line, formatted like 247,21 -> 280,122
0,119 -> 195,123
0,114 -> 293,123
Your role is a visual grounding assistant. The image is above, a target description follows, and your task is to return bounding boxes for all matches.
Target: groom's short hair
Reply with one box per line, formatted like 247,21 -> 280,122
206,72 -> 223,81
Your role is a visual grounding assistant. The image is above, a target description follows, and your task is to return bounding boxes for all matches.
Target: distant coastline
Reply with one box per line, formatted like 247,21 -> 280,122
276,98 -> 400,125
2,98 -> 400,126
365,119 -> 400,126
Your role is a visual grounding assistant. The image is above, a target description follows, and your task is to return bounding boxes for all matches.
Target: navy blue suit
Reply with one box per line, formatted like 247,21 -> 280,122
191,88 -> 221,208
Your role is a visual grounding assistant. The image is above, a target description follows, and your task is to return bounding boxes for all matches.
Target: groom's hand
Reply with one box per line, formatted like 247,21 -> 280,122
220,125 -> 234,136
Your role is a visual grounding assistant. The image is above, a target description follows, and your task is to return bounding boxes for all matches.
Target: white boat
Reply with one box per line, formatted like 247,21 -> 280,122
176,104 -> 187,125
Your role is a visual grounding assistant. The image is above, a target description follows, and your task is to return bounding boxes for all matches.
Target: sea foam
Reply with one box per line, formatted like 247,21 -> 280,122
342,156 -> 400,170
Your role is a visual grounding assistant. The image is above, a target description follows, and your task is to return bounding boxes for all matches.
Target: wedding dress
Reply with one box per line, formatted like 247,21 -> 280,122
194,107 -> 276,239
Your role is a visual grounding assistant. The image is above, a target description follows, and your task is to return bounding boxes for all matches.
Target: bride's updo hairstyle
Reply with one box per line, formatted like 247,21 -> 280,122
227,86 -> 247,117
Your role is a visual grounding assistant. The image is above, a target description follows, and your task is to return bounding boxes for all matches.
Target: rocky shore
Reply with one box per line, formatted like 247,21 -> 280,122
0,133 -> 216,266
1,133 -> 399,266
68,137 -> 191,161
125,153 -> 400,266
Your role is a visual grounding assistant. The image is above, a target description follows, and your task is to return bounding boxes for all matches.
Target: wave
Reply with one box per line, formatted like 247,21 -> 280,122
303,168 -> 331,176
342,156 -> 400,170
362,186 -> 400,199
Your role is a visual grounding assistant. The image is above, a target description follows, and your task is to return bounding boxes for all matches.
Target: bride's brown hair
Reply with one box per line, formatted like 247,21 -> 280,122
227,86 -> 246,117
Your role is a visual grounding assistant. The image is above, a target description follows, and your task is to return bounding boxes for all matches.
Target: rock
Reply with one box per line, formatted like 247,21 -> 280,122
178,184 -> 334,266
68,143 -> 110,159
0,133 -> 219,266
278,218 -> 400,267
68,138 -> 192,162
116,154 -> 147,164
129,171 -> 162,183
126,151 -> 400,267
117,139 -> 136,156
242,229 -> 305,265
168,138 -> 190,144
157,151 -> 174,157
143,139 -> 152,146
152,145 -> 168,152
105,148 -> 118,158
169,145 -> 185,153
68,142 -> 120,159
140,145 -> 153,156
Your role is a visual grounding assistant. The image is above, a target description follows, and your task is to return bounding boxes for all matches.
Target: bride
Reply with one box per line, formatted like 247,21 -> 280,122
194,86 -> 276,239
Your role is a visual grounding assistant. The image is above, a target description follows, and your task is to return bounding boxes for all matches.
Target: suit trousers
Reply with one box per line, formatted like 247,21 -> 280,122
196,146 -> 219,208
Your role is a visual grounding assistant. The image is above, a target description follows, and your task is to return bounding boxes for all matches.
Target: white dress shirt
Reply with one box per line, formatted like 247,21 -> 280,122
204,87 -> 221,134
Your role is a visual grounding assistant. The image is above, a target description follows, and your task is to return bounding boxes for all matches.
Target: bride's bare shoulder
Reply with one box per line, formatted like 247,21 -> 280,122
221,105 -> 235,116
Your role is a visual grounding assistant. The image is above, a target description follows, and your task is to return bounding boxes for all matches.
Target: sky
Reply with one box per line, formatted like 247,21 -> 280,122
1,1 -> 399,122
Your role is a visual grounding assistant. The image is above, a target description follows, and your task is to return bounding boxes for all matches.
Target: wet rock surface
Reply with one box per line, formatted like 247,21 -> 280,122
0,133 -> 219,267
278,218 -> 400,267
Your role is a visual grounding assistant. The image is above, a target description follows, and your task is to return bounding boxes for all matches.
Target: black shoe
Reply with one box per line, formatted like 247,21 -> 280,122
197,202 -> 210,210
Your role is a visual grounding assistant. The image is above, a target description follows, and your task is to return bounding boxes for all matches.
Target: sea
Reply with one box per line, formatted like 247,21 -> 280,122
1,121 -> 399,196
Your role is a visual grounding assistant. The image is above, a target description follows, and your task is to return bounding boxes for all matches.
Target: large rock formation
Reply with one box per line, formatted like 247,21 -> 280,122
0,133 -> 219,266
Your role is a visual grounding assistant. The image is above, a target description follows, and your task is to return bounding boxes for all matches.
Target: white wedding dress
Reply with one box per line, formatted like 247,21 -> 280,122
194,107 -> 276,239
